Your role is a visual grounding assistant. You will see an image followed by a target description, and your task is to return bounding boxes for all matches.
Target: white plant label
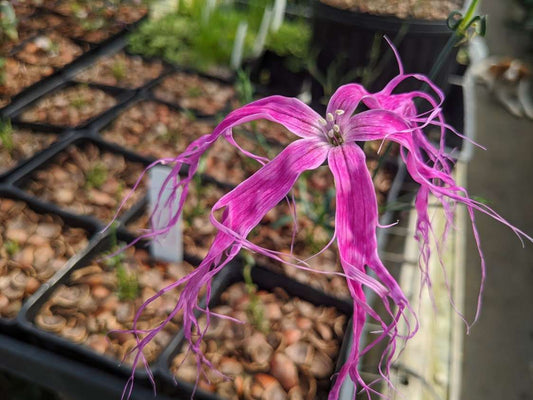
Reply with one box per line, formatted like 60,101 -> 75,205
149,165 -> 183,263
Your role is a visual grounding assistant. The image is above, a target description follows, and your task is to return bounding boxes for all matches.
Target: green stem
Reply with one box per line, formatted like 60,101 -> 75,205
457,0 -> 480,36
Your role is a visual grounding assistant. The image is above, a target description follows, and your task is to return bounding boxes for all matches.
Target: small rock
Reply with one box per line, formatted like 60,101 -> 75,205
92,285 -> 111,300
270,353 -> 299,391
55,188 -> 74,203
219,356 -> 244,376
25,276 -> 40,295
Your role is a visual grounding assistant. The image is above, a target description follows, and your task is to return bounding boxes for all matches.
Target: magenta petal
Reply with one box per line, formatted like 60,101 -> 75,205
327,83 -> 369,124
217,95 -> 324,139
328,144 -> 411,398
211,139 -> 329,237
345,109 -> 411,142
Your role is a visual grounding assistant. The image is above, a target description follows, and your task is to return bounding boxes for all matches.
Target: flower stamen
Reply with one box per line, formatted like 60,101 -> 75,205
323,110 -> 346,146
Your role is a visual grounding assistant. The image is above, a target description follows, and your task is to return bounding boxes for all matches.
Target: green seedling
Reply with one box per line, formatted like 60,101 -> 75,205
115,263 -> 140,301
0,56 -> 6,86
85,163 -> 108,189
242,253 -> 268,333
0,118 -> 14,153
71,95 -> 88,109
188,157 -> 208,220
105,223 -> 140,302
4,239 -> 20,257
236,68 -> 254,105
111,59 -> 127,82
186,86 -> 202,98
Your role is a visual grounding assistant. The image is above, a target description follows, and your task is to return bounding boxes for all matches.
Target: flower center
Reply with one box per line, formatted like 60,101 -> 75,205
319,109 -> 345,146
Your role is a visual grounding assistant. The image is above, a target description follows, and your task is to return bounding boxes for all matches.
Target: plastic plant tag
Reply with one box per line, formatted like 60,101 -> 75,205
148,165 -> 183,263
271,0 -> 286,32
231,21 -> 248,70
253,6 -> 273,57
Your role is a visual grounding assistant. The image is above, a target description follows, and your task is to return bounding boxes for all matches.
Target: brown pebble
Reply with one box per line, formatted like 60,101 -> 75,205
283,328 -> 302,345
296,317 -> 312,331
87,335 -> 109,354
25,277 -> 41,295
92,285 -> 111,300
0,294 -> 9,310
270,352 -> 299,391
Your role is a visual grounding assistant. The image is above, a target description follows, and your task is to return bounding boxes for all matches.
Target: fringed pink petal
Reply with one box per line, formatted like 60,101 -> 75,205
122,139 -> 328,399
345,109 -> 411,142
328,144 -> 412,398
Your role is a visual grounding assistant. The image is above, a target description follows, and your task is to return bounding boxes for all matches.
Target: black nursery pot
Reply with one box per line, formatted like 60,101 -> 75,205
311,1 -> 460,103
249,50 -> 309,97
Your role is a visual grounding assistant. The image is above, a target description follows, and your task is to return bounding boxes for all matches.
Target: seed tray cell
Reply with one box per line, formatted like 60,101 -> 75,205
152,71 -> 237,117
0,124 -> 59,181
14,136 -> 149,227
15,82 -> 130,130
75,51 -> 166,89
0,187 -> 98,331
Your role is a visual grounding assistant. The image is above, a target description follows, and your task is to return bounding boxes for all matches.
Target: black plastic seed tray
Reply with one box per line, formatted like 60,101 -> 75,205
157,262 -> 354,400
10,80 -> 135,131
0,185 -> 101,334
9,134 -> 151,228
149,67 -> 237,118
0,9 -> 146,118
17,228 -> 203,383
0,123 -> 73,182
92,92 -> 221,160
71,50 -> 173,91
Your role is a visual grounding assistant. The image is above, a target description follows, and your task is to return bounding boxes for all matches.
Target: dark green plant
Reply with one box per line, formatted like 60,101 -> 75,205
265,18 -> 311,72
